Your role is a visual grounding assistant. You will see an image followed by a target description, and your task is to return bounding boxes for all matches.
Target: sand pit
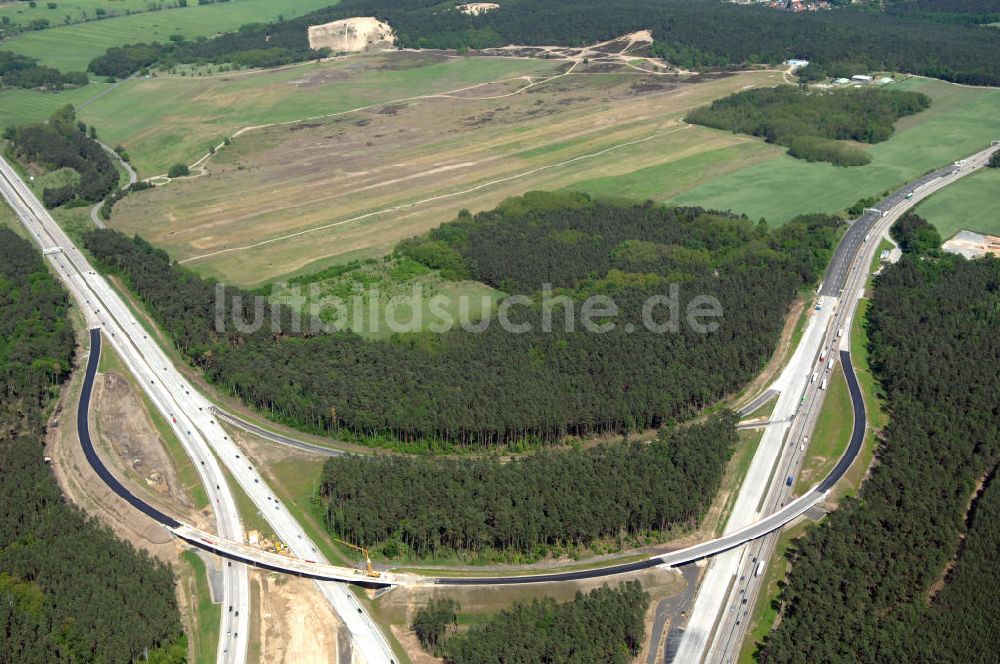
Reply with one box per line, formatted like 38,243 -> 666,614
942,229 -> 1000,259
458,2 -> 499,15
308,17 -> 396,53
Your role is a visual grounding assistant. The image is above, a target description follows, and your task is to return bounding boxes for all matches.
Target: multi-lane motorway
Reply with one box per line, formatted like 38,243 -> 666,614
1,159 -> 252,664
0,156 -> 396,664
5,132 -> 995,664
681,145 -> 998,664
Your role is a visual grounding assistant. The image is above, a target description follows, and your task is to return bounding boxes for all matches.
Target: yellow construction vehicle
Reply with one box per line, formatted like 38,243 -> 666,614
335,539 -> 381,579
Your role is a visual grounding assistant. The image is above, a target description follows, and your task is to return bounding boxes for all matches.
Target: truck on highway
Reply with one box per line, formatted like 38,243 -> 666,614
821,378 -> 828,390
811,371 -> 818,384
819,349 -> 828,363
906,192 -> 914,200
836,326 -> 844,339
755,561 -> 765,577
827,358 -> 835,370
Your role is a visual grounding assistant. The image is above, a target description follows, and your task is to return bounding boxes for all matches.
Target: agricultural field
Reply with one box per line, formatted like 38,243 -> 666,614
663,77 -> 1000,224
1,0 -> 340,72
100,52 -> 783,285
0,0 -> 170,29
0,79 -> 113,131
914,167 -> 1000,239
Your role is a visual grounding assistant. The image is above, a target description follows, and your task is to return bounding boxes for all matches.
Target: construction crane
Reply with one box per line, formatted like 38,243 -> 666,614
335,539 -> 381,578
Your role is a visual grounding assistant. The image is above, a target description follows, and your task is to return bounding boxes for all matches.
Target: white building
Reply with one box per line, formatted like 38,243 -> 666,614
786,59 -> 810,69
851,74 -> 873,82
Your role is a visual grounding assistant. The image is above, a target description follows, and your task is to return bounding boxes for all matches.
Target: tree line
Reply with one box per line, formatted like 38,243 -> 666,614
0,51 -> 88,91
413,582 -> 649,664
83,192 -> 841,448
759,232 -> 1000,661
6,105 -> 118,207
686,85 -> 931,166
0,228 -> 185,663
82,0 -> 1000,85
321,413 -> 736,560
331,0 -> 1000,85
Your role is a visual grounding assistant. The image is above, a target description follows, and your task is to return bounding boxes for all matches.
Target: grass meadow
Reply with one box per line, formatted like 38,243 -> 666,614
664,77 -> 1000,225
1,0 -> 339,72
79,54 -> 565,175
915,166 -> 1000,238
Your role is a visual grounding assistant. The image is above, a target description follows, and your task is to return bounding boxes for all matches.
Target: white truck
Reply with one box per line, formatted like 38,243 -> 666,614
836,326 -> 844,339
827,358 -> 834,370
755,561 -> 765,577
820,378 -> 828,391
819,349 -> 828,363
811,371 -> 818,384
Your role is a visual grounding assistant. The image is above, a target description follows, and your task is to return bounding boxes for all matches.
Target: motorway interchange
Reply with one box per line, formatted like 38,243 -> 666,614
2,144 -> 995,664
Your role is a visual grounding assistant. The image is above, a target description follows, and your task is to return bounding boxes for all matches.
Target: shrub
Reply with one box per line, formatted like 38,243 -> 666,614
167,163 -> 190,178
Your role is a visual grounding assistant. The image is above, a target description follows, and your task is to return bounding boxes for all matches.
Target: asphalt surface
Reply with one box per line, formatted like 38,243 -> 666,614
89,140 -> 138,229
818,351 -> 866,492
700,146 -> 997,664
737,389 -> 778,417
211,407 -> 344,457
819,162 -> 965,297
77,330 -> 181,529
0,157 -> 398,664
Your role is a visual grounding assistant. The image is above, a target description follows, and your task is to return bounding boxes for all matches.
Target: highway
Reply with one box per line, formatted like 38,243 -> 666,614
685,144 -> 998,664
1,161 -> 251,664
6,129 -> 993,661
0,156 -> 396,664
20,145 -> 991,594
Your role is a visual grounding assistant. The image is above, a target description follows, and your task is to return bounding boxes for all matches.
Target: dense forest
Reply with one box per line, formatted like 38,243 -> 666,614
414,582 -> 649,664
0,51 -> 88,91
686,85 -> 930,166
84,192 -> 841,447
321,413 -> 736,559
0,228 -> 185,663
84,0 -> 1000,85
760,238 -> 1000,660
889,211 -> 942,255
6,105 -> 117,207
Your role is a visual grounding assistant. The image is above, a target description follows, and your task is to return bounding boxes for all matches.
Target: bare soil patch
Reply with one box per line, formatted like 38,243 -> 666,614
307,17 -> 396,53
255,573 -> 345,664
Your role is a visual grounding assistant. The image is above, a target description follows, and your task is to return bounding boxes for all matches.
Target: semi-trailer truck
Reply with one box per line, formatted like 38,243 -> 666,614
827,358 -> 834,370
755,561 -> 764,577
811,371 -> 818,383
821,378 -> 828,390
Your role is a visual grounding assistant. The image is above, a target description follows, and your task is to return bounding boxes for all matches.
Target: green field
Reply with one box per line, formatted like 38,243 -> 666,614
268,256 -> 504,339
670,78 -> 1000,224
0,80 -> 114,133
914,166 -> 1000,238
180,550 -> 221,664
1,0 -> 339,72
0,0 -> 172,29
77,54 -> 563,175
572,77 -> 1000,225
796,365 -> 852,494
